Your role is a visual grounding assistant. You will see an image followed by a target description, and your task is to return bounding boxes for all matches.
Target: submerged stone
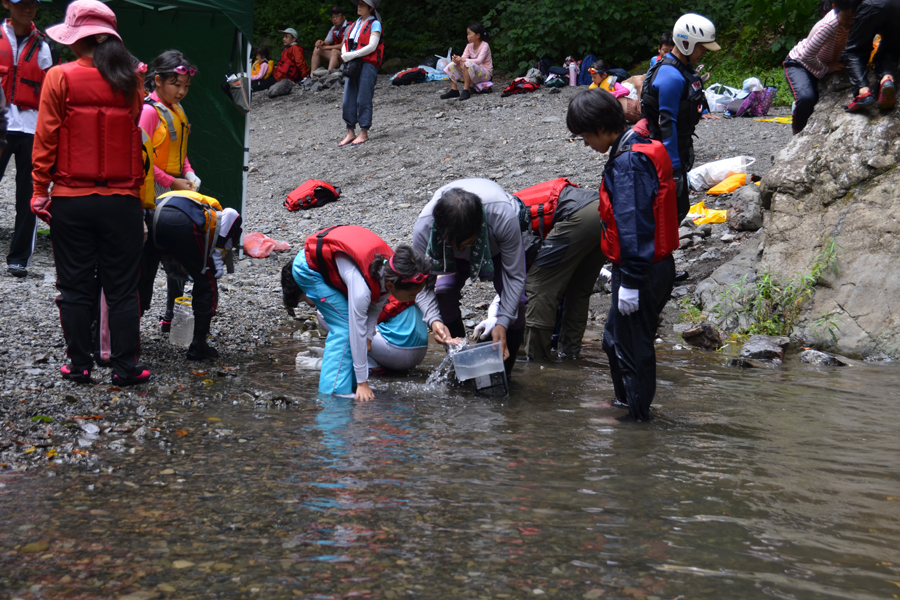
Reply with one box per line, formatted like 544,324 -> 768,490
799,349 -> 848,367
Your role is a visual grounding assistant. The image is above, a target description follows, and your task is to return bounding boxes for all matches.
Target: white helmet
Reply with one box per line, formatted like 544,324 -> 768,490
672,13 -> 720,56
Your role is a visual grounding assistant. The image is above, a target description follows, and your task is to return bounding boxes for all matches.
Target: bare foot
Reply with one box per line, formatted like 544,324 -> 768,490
339,132 -> 356,147
351,131 -> 369,145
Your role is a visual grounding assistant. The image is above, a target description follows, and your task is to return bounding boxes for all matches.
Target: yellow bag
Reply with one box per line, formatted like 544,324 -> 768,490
707,172 -> 751,195
687,200 -> 727,225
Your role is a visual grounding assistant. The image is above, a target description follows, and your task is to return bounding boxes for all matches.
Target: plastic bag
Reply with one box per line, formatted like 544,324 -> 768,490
243,232 -> 291,258
708,172 -> 751,195
435,48 -> 452,73
705,82 -> 740,112
688,156 -> 756,191
687,200 -> 727,225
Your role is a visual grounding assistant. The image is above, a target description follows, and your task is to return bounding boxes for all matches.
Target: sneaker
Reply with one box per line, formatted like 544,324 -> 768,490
61,364 -> 91,384
7,264 -> 26,278
459,90 -> 471,101
879,80 -> 896,110
159,318 -> 172,333
111,366 -> 151,386
440,89 -> 460,100
844,92 -> 876,112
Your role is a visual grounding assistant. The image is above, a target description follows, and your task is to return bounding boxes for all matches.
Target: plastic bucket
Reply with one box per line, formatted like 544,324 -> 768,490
451,341 -> 504,382
169,296 -> 193,348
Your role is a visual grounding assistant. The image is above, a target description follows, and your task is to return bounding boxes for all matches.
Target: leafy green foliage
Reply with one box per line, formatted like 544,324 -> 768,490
714,239 -> 841,338
678,296 -> 704,324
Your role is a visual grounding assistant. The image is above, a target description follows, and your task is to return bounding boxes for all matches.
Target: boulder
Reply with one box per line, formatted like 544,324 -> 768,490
726,184 -> 763,231
267,79 -> 293,98
759,71 -> 900,358
727,357 -> 767,369
799,349 -> 848,366
739,334 -> 790,360
681,322 -> 723,350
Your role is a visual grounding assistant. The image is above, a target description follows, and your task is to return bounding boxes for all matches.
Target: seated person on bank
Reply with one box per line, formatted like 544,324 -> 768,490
250,46 -> 276,92
274,27 -> 310,83
310,6 -> 350,73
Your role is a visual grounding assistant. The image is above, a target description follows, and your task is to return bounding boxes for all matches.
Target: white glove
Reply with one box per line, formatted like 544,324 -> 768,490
600,267 -> 612,281
295,351 -> 323,371
472,295 -> 501,340
212,248 -> 225,279
618,287 -> 640,316
185,171 -> 201,191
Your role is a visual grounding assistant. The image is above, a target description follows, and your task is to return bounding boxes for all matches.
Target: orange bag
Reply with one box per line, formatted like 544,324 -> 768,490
707,172 -> 751,195
243,232 -> 291,258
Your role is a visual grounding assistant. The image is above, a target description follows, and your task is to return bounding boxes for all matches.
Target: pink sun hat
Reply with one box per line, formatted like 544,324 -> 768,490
46,0 -> 121,46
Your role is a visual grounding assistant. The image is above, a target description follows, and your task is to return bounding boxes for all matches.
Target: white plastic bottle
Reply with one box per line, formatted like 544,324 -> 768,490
169,296 -> 194,348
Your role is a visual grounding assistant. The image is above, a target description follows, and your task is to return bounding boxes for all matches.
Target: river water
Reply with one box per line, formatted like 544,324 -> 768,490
2,331 -> 900,599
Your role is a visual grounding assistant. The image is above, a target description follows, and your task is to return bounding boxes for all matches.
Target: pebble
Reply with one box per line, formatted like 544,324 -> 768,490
172,560 -> 195,569
19,541 -> 50,553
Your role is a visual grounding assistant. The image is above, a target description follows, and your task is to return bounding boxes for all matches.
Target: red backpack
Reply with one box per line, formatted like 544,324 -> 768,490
501,77 -> 540,97
514,177 -> 577,239
284,180 -> 341,211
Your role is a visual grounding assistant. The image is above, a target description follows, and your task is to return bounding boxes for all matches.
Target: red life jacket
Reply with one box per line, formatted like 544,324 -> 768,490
275,44 -> 308,82
599,138 -> 679,265
54,61 -> 144,190
333,21 -> 350,47
514,177 -> 577,239
350,18 -> 384,68
284,179 -> 341,211
378,297 -> 413,324
304,225 -> 393,299
0,23 -> 46,111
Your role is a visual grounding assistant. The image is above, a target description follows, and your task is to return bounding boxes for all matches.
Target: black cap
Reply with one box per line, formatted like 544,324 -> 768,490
329,6 -> 345,15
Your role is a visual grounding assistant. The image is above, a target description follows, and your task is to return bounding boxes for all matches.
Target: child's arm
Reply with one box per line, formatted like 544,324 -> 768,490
336,255 -> 376,390
250,61 -> 268,81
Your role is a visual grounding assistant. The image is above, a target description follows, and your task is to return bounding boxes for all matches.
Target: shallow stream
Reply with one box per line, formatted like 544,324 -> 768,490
2,332 -> 900,599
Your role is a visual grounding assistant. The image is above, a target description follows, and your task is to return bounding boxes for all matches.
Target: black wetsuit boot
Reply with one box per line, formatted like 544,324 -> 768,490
187,314 -> 219,361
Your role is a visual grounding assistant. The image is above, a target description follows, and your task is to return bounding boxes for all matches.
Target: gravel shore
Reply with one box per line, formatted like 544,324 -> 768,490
0,76 -> 792,471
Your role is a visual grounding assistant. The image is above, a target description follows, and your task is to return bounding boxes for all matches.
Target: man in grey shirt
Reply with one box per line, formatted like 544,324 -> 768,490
412,178 -> 527,375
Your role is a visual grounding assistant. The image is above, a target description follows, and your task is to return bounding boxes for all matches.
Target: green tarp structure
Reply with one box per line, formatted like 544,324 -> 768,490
47,0 -> 253,214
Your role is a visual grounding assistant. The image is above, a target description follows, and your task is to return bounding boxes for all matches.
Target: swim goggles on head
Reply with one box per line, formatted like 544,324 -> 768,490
389,256 -> 427,284
171,65 -> 197,76
587,66 -> 607,76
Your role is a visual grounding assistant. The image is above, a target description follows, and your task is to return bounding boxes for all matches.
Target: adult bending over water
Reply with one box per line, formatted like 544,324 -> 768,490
412,179 -> 527,376
283,225 -> 430,400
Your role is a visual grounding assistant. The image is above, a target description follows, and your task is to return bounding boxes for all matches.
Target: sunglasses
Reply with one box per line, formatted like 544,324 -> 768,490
389,256 -> 427,284
171,65 -> 196,76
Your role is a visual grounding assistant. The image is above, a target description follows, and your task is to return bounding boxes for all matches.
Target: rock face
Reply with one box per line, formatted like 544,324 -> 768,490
759,71 -> 900,358
740,334 -> 790,360
696,232 -> 765,329
727,184 -> 763,231
682,322 -> 723,349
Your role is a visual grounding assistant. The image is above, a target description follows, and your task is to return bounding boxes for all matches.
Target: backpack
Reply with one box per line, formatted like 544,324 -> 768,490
577,54 -> 596,86
284,180 -> 341,211
515,177 -> 578,238
391,68 -> 427,86
501,77 -> 540,97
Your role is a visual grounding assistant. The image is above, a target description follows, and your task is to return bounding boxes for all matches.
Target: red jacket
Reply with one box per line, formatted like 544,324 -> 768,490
274,44 -> 309,82
0,22 -> 46,111
599,137 -> 679,266
53,61 -> 143,190
305,225 -> 393,299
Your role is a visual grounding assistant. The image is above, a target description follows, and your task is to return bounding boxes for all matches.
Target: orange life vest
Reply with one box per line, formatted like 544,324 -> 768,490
514,177 -> 577,239
147,96 -> 190,178
0,22 -> 45,111
54,62 -> 143,190
138,129 -> 155,208
599,138 -> 679,265
251,58 -> 275,79
305,225 -> 393,299
348,18 -> 384,69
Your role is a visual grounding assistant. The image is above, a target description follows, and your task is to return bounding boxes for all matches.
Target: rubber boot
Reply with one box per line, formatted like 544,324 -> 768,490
186,314 -> 219,361
504,326 -> 525,377
445,319 -> 466,339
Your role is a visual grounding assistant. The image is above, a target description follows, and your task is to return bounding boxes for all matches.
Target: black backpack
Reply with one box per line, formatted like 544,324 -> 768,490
391,68 -> 427,86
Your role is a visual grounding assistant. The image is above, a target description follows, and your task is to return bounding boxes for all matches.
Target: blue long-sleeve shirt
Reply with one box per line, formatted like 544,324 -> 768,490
650,53 -> 686,170
604,130 -> 661,289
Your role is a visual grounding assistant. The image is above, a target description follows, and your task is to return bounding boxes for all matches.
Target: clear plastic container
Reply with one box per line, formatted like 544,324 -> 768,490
169,296 -> 194,348
451,341 -> 504,382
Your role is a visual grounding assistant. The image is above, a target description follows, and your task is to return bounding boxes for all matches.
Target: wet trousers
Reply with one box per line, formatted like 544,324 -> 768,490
317,306 -> 429,372
2,133 -> 36,267
841,0 -> 900,95
783,60 -> 819,133
295,253 -> 357,396
602,255 -> 675,421
342,62 -> 378,130
525,200 -> 605,360
139,206 -> 218,320
50,194 -> 143,377
435,254 -> 527,375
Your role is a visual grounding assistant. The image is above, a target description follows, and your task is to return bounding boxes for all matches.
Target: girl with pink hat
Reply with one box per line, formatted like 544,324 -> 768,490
30,0 -> 151,386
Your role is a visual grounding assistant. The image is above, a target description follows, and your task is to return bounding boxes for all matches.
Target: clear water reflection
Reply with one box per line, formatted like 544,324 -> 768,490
2,331 -> 900,599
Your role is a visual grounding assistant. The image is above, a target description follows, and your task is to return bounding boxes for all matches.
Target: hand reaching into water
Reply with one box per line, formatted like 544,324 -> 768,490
356,381 -> 375,401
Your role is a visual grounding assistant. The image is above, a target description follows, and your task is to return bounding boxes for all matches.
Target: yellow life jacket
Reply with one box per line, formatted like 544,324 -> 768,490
147,96 -> 190,178
252,59 -> 275,79
138,129 -> 156,209
154,191 -> 224,271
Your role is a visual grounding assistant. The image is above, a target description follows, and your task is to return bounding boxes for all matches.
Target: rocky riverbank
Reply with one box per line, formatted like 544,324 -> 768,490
0,76 -> 793,471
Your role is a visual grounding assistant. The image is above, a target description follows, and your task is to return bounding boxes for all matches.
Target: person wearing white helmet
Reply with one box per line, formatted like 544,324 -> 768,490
640,13 -> 719,229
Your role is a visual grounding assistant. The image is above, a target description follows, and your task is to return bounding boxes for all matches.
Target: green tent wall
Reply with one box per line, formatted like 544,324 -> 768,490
47,0 -> 253,214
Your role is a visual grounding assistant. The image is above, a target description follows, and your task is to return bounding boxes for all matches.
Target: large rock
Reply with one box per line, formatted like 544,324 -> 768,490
727,184 -> 763,231
681,322 -> 723,349
267,79 -> 293,98
740,334 -> 790,360
799,349 -> 848,366
760,71 -> 900,357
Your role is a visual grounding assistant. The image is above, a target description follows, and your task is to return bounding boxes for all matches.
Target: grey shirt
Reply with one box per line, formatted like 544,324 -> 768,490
413,178 -> 526,330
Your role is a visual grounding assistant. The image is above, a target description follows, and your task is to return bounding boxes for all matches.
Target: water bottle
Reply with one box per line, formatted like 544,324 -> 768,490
169,296 -> 194,348
568,62 -> 577,86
